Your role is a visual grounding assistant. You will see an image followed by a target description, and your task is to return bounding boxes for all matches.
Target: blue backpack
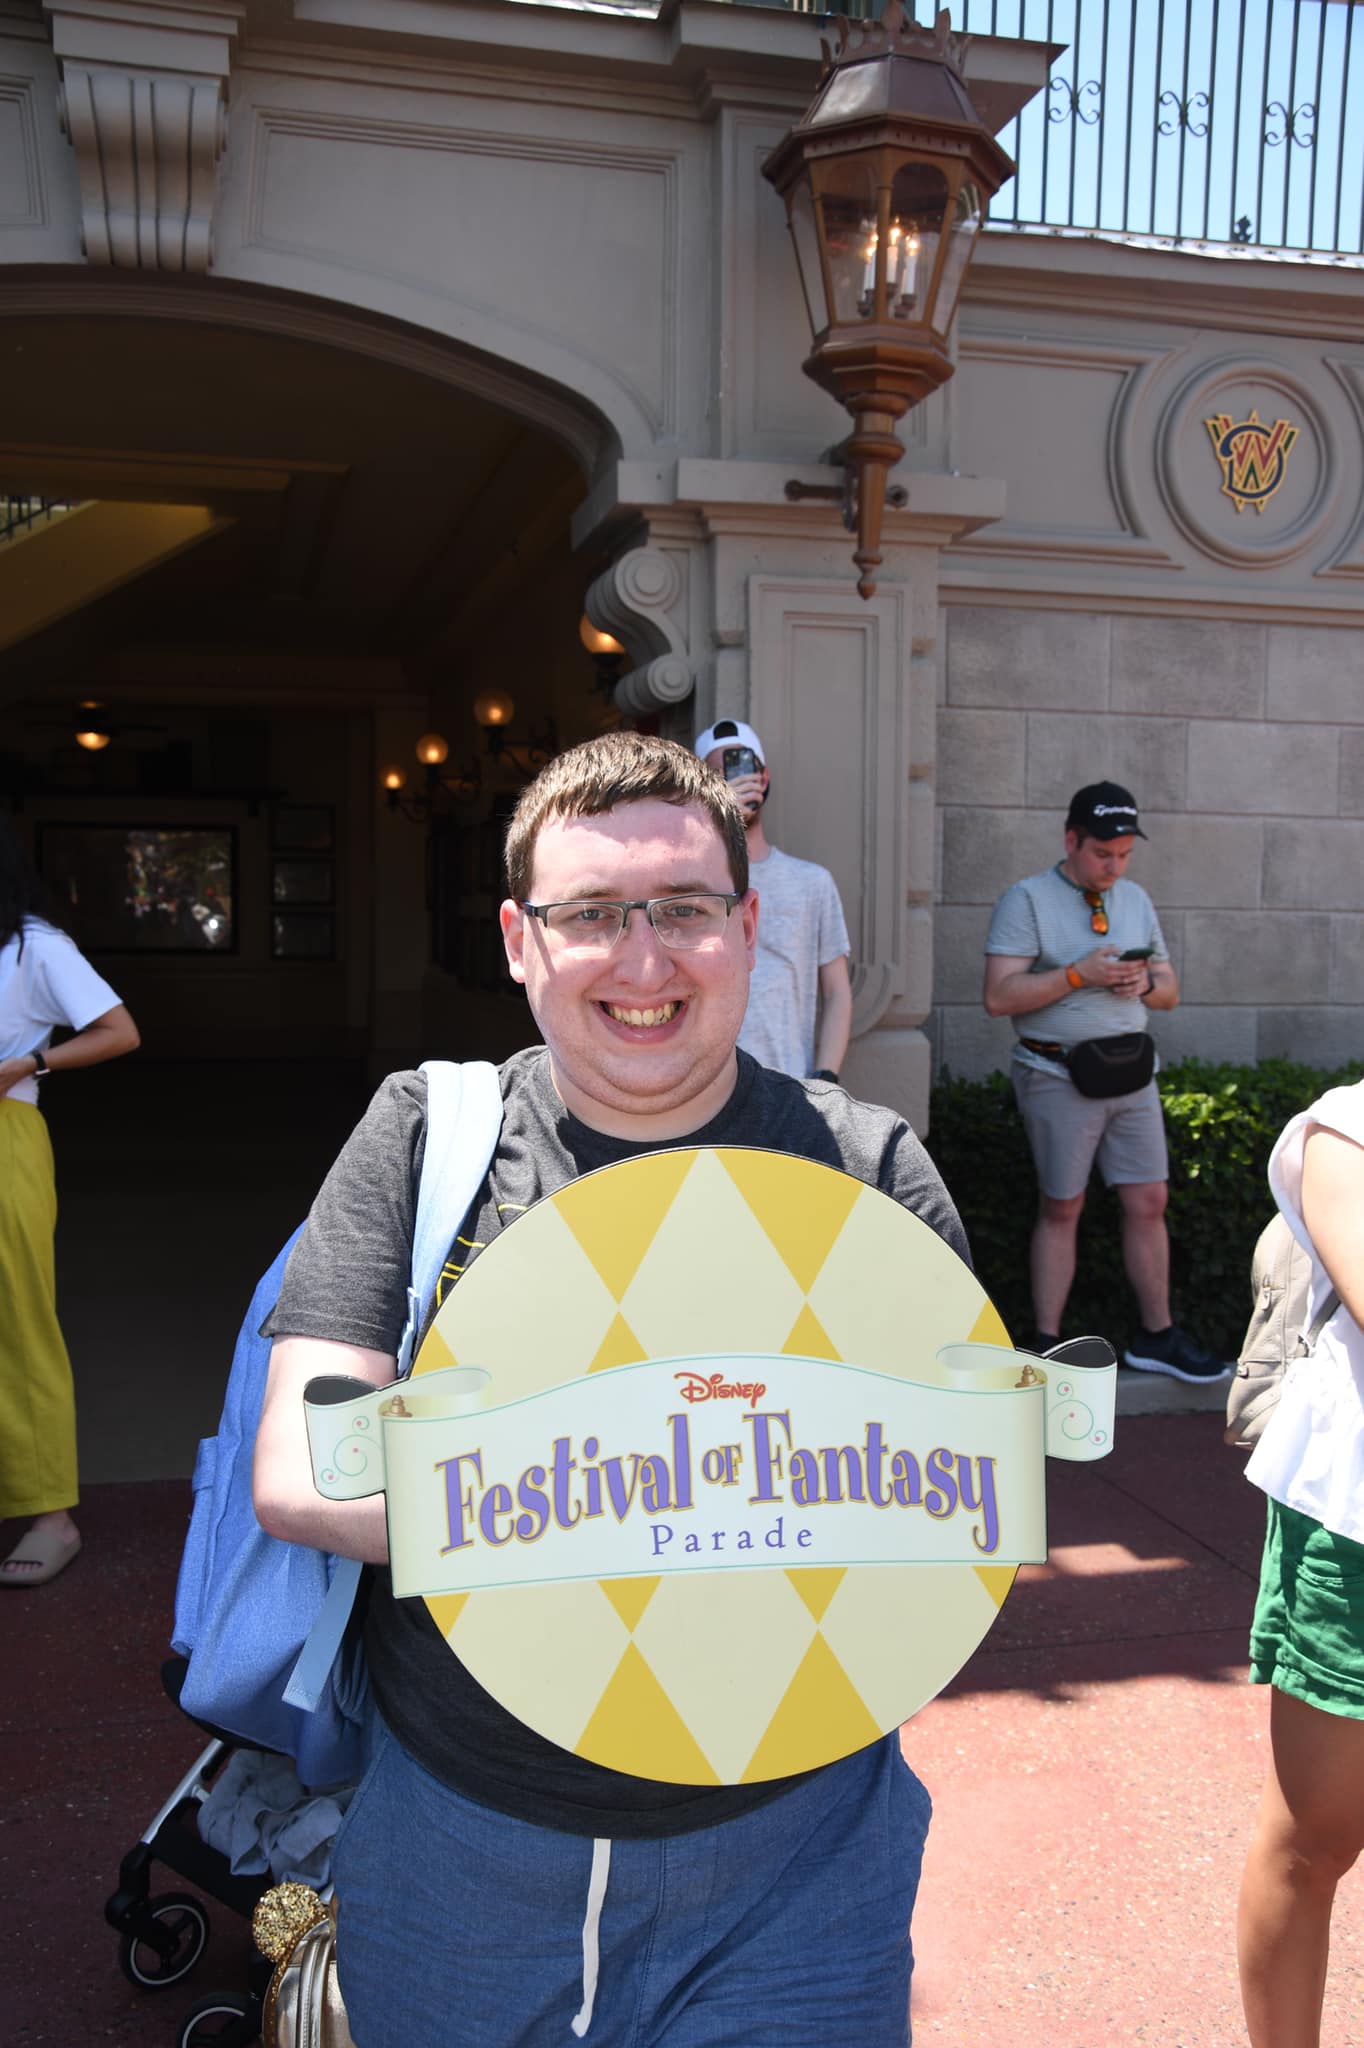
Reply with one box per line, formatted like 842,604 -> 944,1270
171,1060 -> 504,1787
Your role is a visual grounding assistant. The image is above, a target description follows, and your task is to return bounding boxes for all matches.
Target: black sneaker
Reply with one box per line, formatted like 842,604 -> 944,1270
1023,1332 -> 1061,1355
1123,1324 -> 1232,1383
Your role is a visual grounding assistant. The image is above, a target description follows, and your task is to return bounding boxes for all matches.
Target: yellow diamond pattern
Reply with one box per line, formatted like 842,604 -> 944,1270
741,1633 -> 882,1782
426,1591 -> 470,1639
588,1311 -> 650,1375
719,1149 -> 862,1293
782,1301 -> 840,1361
576,1643 -> 720,1785
617,1152 -> 805,1362
600,1576 -> 662,1632
554,1149 -> 696,1301
969,1298 -> 1012,1348
785,1568 -> 847,1624
974,1564 -> 1017,1609
417,1146 -> 1022,1781
627,1565 -> 819,1783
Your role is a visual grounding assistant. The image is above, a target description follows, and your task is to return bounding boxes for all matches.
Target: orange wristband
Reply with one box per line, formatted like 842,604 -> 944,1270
1064,965 -> 1084,990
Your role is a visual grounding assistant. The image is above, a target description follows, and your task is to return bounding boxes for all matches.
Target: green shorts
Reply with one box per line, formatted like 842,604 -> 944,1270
1250,1496 -> 1364,1720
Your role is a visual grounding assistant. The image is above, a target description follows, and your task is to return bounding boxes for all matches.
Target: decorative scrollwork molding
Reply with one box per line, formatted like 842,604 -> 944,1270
45,1 -> 241,272
585,545 -> 695,715
614,655 -> 694,716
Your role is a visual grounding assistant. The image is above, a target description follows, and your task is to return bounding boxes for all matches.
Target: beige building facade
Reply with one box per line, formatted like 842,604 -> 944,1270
1,0 -> 1360,1122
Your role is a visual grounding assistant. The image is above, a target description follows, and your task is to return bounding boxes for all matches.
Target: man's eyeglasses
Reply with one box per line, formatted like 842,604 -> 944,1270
520,893 -> 742,953
1084,890 -> 1109,936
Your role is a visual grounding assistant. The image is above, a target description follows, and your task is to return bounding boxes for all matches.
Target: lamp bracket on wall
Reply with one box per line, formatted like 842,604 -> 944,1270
784,467 -> 908,535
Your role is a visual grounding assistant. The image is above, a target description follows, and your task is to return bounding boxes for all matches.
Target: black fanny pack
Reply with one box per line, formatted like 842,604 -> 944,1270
1021,1032 -> 1155,1100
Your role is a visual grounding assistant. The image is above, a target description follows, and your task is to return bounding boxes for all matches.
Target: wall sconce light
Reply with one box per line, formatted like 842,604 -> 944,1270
763,3 -> 1013,597
381,700 -> 560,820
579,613 -> 626,695
473,689 -> 515,729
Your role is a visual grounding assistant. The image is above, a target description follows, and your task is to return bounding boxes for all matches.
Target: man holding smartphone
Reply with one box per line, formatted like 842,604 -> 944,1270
982,781 -> 1229,1383
694,719 -> 853,1085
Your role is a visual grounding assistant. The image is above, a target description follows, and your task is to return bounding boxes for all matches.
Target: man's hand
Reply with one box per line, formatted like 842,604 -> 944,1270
724,771 -> 765,820
1083,946 -> 1150,998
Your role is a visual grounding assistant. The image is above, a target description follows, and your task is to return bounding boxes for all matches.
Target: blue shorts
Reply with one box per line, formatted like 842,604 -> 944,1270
332,1720 -> 932,2047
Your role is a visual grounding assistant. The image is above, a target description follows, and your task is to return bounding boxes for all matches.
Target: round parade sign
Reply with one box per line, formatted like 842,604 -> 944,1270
304,1146 -> 1116,1785
421,1144 -> 1011,1786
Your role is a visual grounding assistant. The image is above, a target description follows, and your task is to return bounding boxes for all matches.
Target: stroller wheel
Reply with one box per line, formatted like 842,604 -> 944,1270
178,1991 -> 259,2047
118,1890 -> 210,1988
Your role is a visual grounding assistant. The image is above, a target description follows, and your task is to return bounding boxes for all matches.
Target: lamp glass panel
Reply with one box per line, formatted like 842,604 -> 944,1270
787,180 -> 827,334
886,161 -> 949,324
811,59 -> 888,126
931,179 -> 983,335
815,158 -> 880,324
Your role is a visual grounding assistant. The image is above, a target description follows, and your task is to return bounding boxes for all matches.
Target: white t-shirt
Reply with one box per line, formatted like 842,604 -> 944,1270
740,846 -> 850,1080
0,919 -> 122,1107
1246,1080 -> 1364,1544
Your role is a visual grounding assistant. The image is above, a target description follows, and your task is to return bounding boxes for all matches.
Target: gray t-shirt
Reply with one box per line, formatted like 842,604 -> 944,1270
741,846 -> 851,1078
985,864 -> 1168,1078
267,1045 -> 967,1838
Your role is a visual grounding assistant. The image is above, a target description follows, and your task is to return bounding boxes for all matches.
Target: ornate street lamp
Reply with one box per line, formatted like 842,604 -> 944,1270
763,3 -> 1014,598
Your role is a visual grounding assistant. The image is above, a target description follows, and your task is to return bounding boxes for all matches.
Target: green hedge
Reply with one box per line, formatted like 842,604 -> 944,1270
928,1058 -> 1361,1357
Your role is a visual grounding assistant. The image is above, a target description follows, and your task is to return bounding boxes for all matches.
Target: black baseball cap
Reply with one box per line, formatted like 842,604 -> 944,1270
1065,782 -> 1147,841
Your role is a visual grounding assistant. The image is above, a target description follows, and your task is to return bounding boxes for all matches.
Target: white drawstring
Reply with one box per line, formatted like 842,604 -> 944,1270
570,1837 -> 612,2038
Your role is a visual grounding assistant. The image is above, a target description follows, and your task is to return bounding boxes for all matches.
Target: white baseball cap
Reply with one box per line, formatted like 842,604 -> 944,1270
694,718 -> 766,765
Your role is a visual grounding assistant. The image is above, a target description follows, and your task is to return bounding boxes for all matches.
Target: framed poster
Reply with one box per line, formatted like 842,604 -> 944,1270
38,824 -> 236,953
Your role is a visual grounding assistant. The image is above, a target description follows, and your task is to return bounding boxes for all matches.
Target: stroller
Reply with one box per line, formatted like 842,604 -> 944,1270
104,1656 -> 343,2047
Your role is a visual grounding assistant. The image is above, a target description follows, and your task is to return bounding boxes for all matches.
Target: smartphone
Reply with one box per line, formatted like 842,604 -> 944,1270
1118,946 -> 1154,961
723,746 -> 758,781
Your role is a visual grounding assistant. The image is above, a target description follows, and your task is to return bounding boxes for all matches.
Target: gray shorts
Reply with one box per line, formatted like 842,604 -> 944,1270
1012,1060 -> 1169,1201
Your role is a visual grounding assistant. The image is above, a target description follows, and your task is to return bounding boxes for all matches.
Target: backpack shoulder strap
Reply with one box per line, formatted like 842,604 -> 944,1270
284,1058 -> 503,1717
397,1058 -> 503,1377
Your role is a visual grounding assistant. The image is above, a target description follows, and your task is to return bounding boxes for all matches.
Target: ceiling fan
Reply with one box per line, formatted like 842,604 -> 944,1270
24,699 -> 170,752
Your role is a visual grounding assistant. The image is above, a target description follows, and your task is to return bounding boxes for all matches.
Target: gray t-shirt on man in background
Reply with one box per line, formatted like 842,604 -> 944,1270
984,864 -> 1168,1079
265,1044 -> 967,1842
741,845 -> 851,1078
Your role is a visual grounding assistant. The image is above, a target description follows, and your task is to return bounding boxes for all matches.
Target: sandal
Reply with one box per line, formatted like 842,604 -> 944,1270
0,1526 -> 82,1587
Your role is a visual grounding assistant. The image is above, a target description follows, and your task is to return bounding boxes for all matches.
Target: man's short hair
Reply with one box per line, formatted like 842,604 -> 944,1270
504,730 -> 749,902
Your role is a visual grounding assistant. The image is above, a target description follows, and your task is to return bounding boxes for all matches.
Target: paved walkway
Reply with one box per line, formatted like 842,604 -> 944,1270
6,1416 -> 1361,2046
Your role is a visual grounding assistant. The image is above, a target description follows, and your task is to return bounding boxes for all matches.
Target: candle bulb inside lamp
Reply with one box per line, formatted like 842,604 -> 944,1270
896,230 -> 920,312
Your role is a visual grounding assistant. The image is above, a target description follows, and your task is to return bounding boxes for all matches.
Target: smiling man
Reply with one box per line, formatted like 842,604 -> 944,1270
254,731 -> 966,2048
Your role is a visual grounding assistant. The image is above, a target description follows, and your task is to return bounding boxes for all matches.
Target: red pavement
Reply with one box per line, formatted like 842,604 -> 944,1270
3,1415 -> 1361,2047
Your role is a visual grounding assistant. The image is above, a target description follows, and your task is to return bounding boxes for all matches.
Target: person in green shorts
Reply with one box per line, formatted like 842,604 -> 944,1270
1238,1078 -> 1364,2047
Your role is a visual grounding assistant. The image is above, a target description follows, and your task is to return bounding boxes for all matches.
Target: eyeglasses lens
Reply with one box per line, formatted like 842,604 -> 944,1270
541,895 -> 731,952
1084,891 -> 1108,935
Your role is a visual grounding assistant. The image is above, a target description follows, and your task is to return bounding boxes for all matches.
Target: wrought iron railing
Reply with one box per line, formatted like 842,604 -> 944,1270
1,497 -> 78,541
769,0 -> 1364,258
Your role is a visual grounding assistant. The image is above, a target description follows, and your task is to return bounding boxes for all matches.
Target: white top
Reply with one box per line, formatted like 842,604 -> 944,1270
1246,1080 -> 1364,1544
0,918 -> 122,1107
739,845 -> 850,1080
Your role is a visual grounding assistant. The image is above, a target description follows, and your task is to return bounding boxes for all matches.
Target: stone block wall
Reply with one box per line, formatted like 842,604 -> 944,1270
933,605 -> 1364,1079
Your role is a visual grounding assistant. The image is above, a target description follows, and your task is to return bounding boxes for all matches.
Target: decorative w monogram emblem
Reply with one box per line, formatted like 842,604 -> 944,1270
1204,408 -> 1299,514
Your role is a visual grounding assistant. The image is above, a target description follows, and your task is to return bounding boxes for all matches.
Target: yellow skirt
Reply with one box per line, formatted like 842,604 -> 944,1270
0,1099 -> 78,1517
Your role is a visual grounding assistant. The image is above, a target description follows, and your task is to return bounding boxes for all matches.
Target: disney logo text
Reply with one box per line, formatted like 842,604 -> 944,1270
674,1371 -> 766,1408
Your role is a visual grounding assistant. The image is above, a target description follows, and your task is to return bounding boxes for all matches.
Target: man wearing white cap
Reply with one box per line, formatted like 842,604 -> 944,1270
695,718 -> 852,1085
